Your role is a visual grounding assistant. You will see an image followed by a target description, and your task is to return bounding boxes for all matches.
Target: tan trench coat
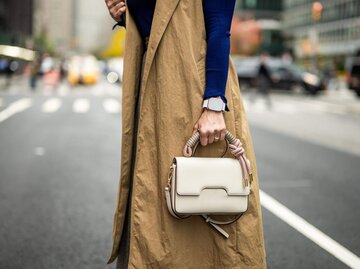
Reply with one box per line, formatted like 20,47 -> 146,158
107,0 -> 266,267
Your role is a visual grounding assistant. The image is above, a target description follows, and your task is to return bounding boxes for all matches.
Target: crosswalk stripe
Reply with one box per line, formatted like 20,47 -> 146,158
42,98 -> 62,113
244,100 -> 297,115
103,99 -> 121,114
73,98 -> 90,113
0,98 -> 33,123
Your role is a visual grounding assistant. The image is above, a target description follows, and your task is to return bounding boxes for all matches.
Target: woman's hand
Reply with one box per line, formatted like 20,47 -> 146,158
193,108 -> 226,146
105,0 -> 126,22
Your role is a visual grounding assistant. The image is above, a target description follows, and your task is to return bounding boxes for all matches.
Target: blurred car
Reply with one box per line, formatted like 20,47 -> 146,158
232,57 -> 258,91
346,50 -> 360,98
0,59 -> 19,74
232,56 -> 326,95
67,55 -> 100,86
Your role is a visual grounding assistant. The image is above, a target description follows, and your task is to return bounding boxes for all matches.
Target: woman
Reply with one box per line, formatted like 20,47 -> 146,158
105,0 -> 266,268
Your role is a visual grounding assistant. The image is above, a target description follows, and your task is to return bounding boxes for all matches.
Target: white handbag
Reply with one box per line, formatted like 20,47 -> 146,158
165,130 -> 253,238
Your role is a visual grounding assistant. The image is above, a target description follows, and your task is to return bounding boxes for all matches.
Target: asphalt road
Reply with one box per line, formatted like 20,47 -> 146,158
0,82 -> 359,269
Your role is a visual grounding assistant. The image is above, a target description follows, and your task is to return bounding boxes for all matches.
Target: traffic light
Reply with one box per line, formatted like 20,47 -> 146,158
312,2 -> 323,22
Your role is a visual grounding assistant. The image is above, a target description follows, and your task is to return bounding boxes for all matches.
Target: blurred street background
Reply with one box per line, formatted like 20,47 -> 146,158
1,0 -> 360,268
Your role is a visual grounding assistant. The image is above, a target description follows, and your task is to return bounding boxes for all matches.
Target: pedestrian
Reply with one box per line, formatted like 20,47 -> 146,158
29,59 -> 40,91
251,53 -> 272,108
105,0 -> 266,268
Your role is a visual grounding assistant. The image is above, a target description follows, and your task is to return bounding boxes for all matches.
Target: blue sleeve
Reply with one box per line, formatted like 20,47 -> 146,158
202,0 -> 236,112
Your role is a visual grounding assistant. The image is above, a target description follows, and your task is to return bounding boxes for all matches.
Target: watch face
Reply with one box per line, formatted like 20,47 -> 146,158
208,98 -> 223,111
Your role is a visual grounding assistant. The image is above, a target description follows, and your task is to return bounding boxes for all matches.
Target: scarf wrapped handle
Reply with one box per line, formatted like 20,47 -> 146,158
183,130 -> 253,187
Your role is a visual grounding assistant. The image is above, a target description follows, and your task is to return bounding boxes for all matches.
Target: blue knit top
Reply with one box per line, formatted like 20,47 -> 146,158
115,0 -> 235,111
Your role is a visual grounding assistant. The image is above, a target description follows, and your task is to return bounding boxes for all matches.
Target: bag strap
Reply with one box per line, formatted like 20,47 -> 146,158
201,214 -> 244,238
201,194 -> 249,238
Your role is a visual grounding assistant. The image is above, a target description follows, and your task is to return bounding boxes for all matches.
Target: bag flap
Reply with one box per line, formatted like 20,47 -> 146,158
175,157 -> 250,196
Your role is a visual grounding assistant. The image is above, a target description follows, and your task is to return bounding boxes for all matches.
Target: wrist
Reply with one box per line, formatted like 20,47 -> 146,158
202,107 -> 224,113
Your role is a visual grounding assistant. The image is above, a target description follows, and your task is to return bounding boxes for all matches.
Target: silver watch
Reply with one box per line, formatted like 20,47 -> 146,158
202,97 -> 226,112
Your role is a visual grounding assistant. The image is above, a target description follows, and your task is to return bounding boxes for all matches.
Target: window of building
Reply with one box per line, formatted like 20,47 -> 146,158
245,0 -> 257,8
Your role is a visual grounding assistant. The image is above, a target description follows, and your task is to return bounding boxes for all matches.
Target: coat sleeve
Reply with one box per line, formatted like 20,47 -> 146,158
202,0 -> 236,112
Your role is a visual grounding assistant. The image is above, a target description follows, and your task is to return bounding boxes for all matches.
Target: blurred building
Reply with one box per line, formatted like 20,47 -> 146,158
235,0 -> 284,55
74,0 -> 115,53
0,0 -> 33,47
33,0 -> 114,55
33,0 -> 74,54
236,0 -> 283,20
283,0 -> 360,61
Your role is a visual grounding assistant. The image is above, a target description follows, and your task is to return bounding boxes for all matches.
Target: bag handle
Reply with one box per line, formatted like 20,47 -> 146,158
183,130 -> 237,157
180,130 -> 254,238
182,130 -> 253,187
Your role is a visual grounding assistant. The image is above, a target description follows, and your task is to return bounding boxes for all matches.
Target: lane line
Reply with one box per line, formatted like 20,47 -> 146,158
260,190 -> 360,269
0,98 -> 33,123
73,98 -> 90,113
42,98 -> 62,113
103,98 -> 120,114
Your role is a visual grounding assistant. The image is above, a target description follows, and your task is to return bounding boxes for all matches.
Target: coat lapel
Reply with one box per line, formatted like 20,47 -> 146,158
139,0 -> 181,92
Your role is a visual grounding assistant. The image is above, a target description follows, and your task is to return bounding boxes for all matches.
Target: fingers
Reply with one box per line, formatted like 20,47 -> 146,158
195,110 -> 226,146
114,2 -> 126,16
199,128 -> 209,146
105,0 -> 123,9
198,127 -> 225,146
105,0 -> 118,9
208,132 -> 215,144
106,0 -> 126,21
219,129 -> 226,141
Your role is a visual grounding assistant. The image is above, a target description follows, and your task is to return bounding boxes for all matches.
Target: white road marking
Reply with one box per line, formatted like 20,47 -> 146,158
103,98 -> 120,114
303,100 -> 348,115
73,98 -> 90,113
273,103 -> 297,114
244,99 -> 297,115
260,190 -> 360,269
244,96 -> 352,116
0,98 -> 33,123
42,98 -> 62,113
